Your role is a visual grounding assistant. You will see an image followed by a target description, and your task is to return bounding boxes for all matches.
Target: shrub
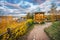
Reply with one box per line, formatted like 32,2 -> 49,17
0,35 -> 3,40
40,22 -> 45,24
0,19 -> 34,40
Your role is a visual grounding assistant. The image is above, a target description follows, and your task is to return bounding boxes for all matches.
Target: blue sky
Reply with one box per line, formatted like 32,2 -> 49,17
5,0 -> 46,9
5,0 -> 45,4
0,0 -> 60,9
0,0 -> 46,9
0,0 -> 60,15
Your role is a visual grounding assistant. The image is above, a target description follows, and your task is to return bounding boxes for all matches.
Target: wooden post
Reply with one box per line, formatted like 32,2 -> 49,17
7,28 -> 12,38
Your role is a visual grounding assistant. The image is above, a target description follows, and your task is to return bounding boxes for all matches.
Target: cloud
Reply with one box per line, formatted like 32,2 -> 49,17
57,6 -> 60,10
0,0 -> 60,16
27,0 -> 51,12
3,0 -> 34,9
19,1 -> 33,9
33,0 -> 46,4
4,2 -> 20,8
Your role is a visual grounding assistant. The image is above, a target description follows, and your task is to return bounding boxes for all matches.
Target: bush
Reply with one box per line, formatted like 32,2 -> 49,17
0,35 -> 3,40
0,19 -> 34,40
40,22 -> 45,24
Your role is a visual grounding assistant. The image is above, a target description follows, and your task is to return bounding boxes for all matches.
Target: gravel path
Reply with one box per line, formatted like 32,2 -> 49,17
27,22 -> 52,40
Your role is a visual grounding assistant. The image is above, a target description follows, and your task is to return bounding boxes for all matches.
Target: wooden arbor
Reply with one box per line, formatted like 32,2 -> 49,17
34,12 -> 45,23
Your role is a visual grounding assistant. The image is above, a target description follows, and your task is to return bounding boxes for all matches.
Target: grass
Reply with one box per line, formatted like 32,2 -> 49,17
44,21 -> 60,40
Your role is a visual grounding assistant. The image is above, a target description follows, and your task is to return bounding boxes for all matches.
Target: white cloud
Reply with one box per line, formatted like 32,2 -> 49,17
27,0 -> 52,12
4,2 -> 20,8
7,14 -> 27,16
57,6 -> 60,10
0,0 -> 60,16
3,1 -> 35,12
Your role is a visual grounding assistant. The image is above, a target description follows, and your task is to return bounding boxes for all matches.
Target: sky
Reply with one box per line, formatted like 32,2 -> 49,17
0,0 -> 60,16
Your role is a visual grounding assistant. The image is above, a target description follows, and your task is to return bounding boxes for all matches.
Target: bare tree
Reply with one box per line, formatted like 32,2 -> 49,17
50,2 -> 57,21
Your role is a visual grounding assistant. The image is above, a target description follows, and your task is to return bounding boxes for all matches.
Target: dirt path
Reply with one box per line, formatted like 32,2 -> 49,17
27,22 -> 52,40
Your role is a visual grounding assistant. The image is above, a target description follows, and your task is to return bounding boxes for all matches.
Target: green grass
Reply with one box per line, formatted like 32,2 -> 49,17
45,21 -> 60,40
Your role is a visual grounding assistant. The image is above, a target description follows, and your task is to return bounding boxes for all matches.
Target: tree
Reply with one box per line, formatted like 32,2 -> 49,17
27,13 -> 30,19
50,2 -> 57,22
27,13 -> 34,19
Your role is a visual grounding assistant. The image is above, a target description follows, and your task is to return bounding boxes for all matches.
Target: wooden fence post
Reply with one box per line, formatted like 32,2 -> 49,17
7,28 -> 12,38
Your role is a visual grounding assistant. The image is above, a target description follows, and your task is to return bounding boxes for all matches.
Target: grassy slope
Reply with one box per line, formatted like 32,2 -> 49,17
45,21 -> 60,40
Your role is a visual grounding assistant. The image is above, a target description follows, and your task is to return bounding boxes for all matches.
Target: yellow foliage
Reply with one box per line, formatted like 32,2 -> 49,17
0,19 -> 33,40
